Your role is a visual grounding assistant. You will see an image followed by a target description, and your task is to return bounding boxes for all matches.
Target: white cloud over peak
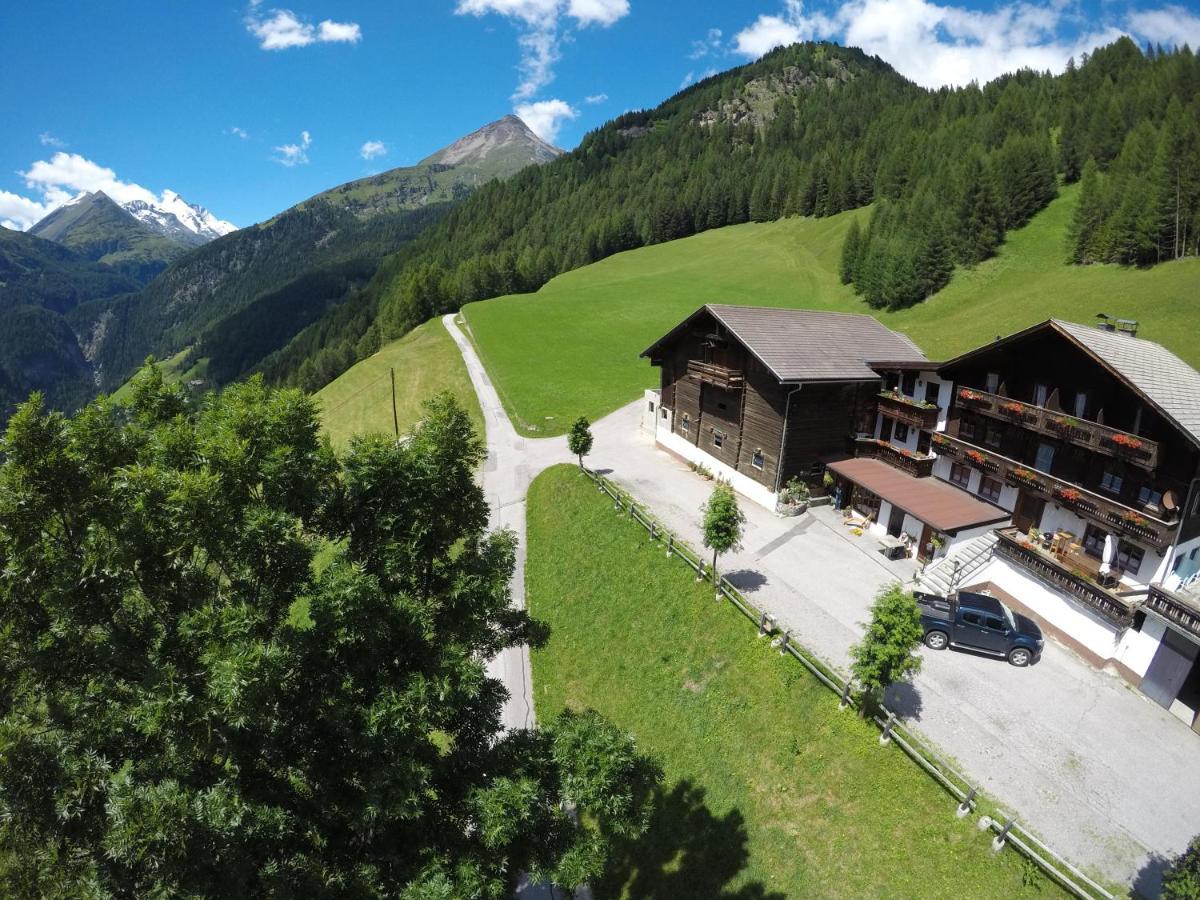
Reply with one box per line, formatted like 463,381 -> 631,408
731,0 -> 1140,88
456,0 -> 630,101
274,130 -> 312,166
246,8 -> 362,50
0,191 -> 53,231
514,98 -> 578,142
360,140 -> 388,160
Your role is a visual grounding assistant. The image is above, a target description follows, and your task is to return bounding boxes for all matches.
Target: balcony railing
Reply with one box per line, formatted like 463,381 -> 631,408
937,432 -> 1175,550
994,528 -> 1139,627
955,388 -> 1159,469
687,359 -> 744,390
877,391 -> 939,430
853,437 -> 935,478
1145,584 -> 1200,640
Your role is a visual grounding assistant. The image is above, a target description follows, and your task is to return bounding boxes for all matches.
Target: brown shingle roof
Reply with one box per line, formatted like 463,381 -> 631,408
641,304 -> 929,383
827,457 -> 1011,533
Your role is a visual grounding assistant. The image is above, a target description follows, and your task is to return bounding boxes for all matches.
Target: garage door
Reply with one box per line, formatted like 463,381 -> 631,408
1142,627 -> 1200,709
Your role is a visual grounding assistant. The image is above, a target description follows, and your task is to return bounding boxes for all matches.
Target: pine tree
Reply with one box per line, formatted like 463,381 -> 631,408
1068,158 -> 1105,264
840,219 -> 864,284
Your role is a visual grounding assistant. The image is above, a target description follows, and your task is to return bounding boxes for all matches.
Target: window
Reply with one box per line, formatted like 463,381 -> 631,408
1034,442 -> 1055,474
901,372 -> 917,395
1115,541 -> 1145,576
1074,391 -> 1088,417
950,463 -> 971,488
1034,383 -> 1049,407
713,430 -> 725,448
884,372 -> 900,391
893,422 -> 910,443
959,418 -> 978,440
1138,484 -> 1163,508
1100,468 -> 1124,494
751,450 -> 765,470
1083,524 -> 1108,559
985,616 -> 1007,631
648,400 -> 655,412
961,611 -> 984,627
986,372 -> 1000,393
681,414 -> 690,435
661,407 -> 669,420
984,425 -> 1003,449
978,476 -> 1003,503
924,381 -> 940,406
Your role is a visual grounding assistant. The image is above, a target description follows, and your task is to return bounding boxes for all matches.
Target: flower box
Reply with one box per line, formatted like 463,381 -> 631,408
1055,487 -> 1081,504
1109,433 -> 1144,450
958,389 -> 982,402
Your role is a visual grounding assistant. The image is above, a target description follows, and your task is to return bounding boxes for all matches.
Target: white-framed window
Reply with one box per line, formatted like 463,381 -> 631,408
751,450 -> 765,470
648,400 -> 655,412
713,430 -> 726,449
681,414 -> 690,435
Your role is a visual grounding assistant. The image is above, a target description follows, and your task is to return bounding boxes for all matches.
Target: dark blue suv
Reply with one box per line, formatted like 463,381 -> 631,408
917,590 -> 1044,667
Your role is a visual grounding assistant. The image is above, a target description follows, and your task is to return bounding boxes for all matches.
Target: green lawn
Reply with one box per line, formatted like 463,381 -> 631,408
526,464 -> 1062,899
465,183 -> 1199,436
315,317 -> 482,450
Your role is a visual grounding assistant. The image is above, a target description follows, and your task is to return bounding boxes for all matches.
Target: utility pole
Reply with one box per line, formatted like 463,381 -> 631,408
390,367 -> 399,441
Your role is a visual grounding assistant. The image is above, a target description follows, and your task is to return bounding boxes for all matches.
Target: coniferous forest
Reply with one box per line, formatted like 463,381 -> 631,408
262,37 -> 1200,394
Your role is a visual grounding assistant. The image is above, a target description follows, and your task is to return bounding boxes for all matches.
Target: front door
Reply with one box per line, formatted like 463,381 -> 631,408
1012,490 -> 1045,533
917,523 -> 935,562
887,505 -> 905,538
1142,628 -> 1200,709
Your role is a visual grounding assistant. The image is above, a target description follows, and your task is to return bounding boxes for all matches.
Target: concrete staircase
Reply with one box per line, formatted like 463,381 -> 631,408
917,532 -> 999,596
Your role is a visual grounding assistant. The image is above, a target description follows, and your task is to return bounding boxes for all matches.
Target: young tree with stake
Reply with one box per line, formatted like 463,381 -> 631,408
701,482 -> 745,599
567,415 -> 594,469
849,583 -> 925,715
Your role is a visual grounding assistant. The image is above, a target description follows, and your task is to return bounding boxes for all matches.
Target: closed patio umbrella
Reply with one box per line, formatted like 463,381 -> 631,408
1099,533 -> 1116,575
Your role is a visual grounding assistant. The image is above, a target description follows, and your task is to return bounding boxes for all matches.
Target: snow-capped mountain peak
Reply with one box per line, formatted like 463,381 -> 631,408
121,191 -> 236,246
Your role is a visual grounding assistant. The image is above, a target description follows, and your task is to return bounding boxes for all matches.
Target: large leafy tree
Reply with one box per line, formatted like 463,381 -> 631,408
0,369 -> 657,897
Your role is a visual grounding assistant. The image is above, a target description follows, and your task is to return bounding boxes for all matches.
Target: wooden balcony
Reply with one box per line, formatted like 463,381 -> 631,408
1145,584 -> 1200,640
937,432 -> 1175,551
687,359 -> 744,390
994,527 -> 1139,628
852,437 -> 935,478
955,388 -> 1159,469
877,390 -> 939,430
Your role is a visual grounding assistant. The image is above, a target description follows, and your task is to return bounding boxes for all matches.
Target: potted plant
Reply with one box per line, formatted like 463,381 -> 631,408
966,449 -> 989,469
1121,510 -> 1148,528
777,477 -> 811,516
958,388 -> 981,402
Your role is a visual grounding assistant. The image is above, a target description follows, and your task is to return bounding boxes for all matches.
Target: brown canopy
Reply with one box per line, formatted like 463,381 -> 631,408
828,457 -> 1010,534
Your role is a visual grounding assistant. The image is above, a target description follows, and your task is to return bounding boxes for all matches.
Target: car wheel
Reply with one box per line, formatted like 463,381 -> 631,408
924,630 -> 949,650
1008,647 -> 1032,667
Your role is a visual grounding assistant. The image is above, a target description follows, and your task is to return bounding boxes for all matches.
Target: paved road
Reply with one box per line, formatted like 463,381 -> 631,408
444,315 -> 1200,895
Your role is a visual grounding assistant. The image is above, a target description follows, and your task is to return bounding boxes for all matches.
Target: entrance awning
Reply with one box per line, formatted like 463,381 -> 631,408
827,457 -> 1010,534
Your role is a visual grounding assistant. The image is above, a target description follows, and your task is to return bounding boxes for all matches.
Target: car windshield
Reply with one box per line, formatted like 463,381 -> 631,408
999,601 -> 1016,632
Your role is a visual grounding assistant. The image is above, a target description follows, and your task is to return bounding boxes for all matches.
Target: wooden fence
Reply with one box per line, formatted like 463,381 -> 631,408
581,466 -> 1116,900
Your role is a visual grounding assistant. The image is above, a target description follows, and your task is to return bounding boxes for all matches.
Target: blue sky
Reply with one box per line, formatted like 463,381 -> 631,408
3,0 -> 1198,230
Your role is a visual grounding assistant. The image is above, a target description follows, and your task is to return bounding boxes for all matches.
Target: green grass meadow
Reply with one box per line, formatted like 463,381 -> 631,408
526,464 -> 1061,899
315,317 -> 482,450
465,183 -> 1199,436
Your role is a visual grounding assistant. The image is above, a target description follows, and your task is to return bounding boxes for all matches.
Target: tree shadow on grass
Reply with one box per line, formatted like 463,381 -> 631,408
595,780 -> 787,900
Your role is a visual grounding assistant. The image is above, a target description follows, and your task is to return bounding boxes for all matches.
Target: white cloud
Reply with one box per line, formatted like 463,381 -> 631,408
228,126 -> 249,139
246,8 -> 361,50
689,27 -> 723,59
731,0 -> 1135,88
680,70 -> 694,88
38,132 -> 66,148
456,0 -> 630,101
514,98 -> 579,142
584,92 -> 608,103
1126,5 -> 1200,49
0,190 -> 54,231
360,140 -> 387,160
274,130 -> 312,166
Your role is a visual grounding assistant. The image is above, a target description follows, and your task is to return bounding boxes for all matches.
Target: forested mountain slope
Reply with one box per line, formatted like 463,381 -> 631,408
265,38 -> 1200,396
74,116 -> 558,395
461,182 -> 1199,434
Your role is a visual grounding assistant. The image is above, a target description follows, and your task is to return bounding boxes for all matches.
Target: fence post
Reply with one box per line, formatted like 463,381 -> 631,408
649,522 -> 657,542
992,817 -> 1015,852
879,712 -> 896,745
666,534 -> 674,557
695,561 -> 706,583
838,681 -> 853,711
757,612 -> 774,637
956,788 -> 977,818
773,630 -> 791,656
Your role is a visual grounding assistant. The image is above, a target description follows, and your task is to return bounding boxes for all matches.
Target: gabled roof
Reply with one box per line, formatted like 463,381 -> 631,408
940,319 -> 1200,448
641,304 -> 929,383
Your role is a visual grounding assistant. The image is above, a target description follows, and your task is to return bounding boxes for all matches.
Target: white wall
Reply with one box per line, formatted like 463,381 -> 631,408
1164,535 -> 1200,590
977,557 -> 1123,660
1115,614 -> 1168,677
641,389 -> 661,436
656,428 -> 779,512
